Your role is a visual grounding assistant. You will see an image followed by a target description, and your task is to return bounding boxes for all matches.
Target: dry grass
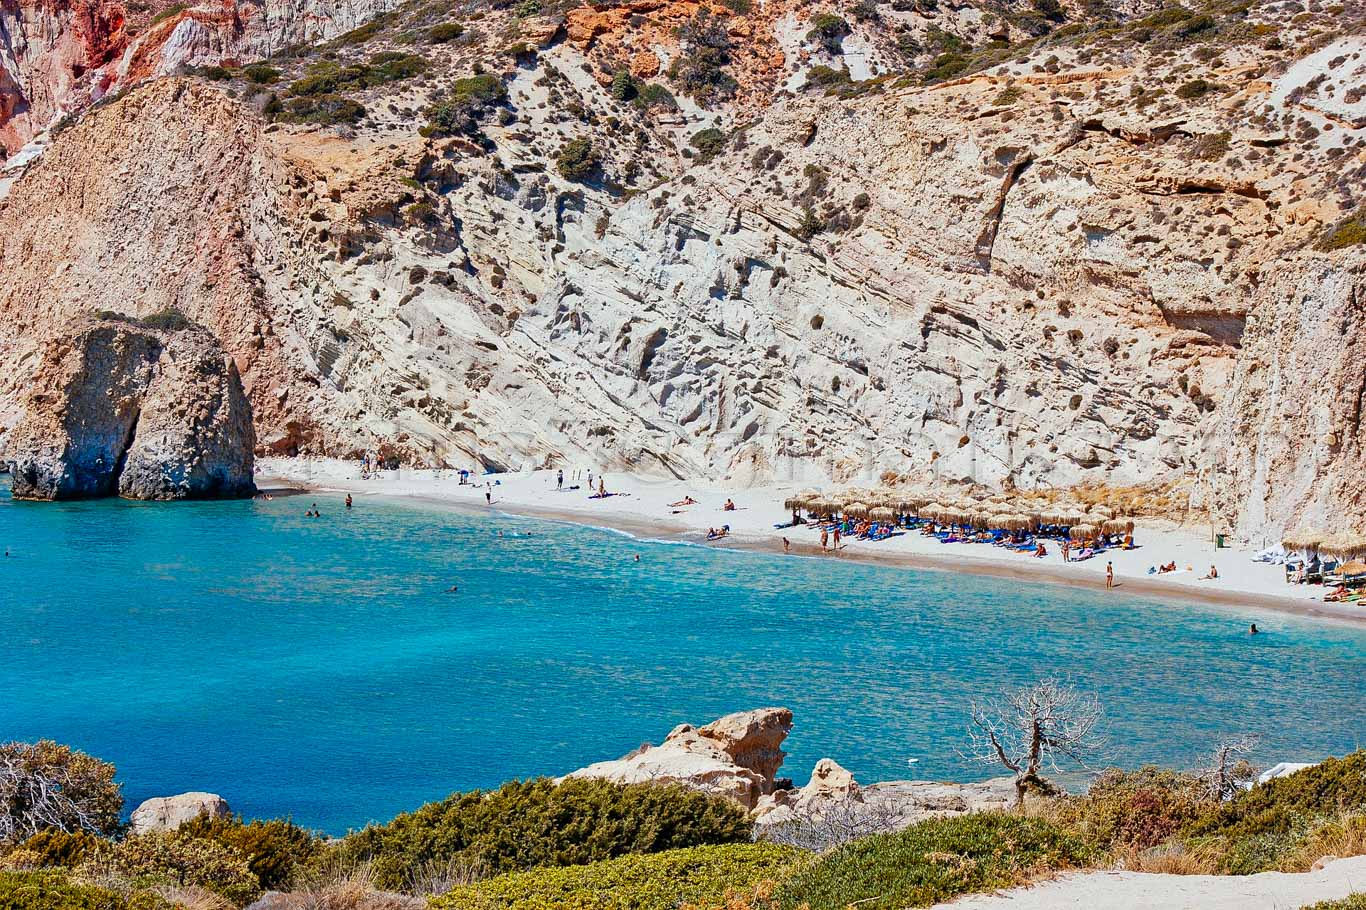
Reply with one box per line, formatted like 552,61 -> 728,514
1282,813 -> 1366,873
270,860 -> 427,909
1110,842 -> 1224,875
153,885 -> 235,910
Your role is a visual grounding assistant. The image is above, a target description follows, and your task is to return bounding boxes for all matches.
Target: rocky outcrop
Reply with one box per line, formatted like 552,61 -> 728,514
129,791 -> 230,834
565,708 -> 792,809
6,314 -> 255,500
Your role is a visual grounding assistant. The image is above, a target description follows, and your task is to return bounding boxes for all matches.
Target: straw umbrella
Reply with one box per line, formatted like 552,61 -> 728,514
1281,529 -> 1324,553
1101,518 -> 1134,535
1069,523 -> 1098,541
1319,532 -> 1366,561
843,501 -> 872,519
784,489 -> 820,511
869,506 -> 895,521
1338,560 -> 1366,577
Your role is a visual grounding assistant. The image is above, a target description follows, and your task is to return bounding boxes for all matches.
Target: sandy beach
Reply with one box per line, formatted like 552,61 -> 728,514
258,458 -> 1364,626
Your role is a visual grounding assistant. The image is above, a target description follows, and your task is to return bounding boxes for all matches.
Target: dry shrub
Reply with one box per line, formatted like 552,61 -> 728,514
680,878 -> 780,910
1111,841 -> 1224,875
1281,812 -> 1366,872
275,859 -> 426,910
154,884 -> 235,910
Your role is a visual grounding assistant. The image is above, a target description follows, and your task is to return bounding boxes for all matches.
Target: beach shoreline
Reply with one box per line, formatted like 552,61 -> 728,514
258,458 -> 1365,628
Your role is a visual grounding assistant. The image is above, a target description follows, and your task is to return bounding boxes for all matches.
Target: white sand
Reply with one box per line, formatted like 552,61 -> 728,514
931,854 -> 1366,910
258,458 -> 1364,624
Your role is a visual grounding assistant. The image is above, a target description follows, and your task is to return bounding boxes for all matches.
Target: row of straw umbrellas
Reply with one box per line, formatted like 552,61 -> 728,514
1280,529 -> 1366,561
782,488 -> 1136,537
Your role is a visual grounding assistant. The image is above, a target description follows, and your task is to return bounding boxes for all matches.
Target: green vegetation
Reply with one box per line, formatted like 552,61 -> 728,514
177,815 -> 325,891
1188,752 -> 1366,844
149,4 -> 186,25
337,778 -> 752,890
636,83 -> 677,110
774,814 -> 1090,910
1317,210 -> 1366,252
80,831 -> 259,905
0,741 -> 123,843
689,127 -> 727,162
924,52 -> 972,81
610,70 -> 639,102
0,872 -> 169,910
9,831 -> 101,869
671,11 -> 737,105
242,63 -> 281,84
1302,897 -> 1366,910
992,84 -> 1023,105
1053,767 -> 1216,852
138,308 -> 196,332
1175,78 -> 1217,100
282,94 -> 367,125
434,843 -> 801,910
289,53 -> 429,96
1194,130 -> 1231,161
806,13 -> 851,53
335,15 -> 390,46
429,21 -> 466,43
423,74 -> 507,137
556,138 -> 600,181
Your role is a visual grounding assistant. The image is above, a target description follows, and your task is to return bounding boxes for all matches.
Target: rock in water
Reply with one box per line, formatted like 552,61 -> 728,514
564,707 -> 793,809
6,314 -> 256,500
129,792 -> 231,834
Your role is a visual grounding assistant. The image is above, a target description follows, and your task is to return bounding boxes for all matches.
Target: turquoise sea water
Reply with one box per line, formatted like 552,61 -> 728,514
2,480 -> 1364,834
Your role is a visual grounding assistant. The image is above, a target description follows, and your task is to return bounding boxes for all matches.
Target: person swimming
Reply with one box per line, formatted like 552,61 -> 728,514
345,494 -> 353,509
1250,623 -> 1258,634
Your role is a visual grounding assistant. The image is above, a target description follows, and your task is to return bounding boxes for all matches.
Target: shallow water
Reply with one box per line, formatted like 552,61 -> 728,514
2,482 -> 1364,833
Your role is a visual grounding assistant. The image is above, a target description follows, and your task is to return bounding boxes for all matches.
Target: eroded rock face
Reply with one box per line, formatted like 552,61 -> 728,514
129,791 -> 230,834
6,315 -> 255,500
564,707 -> 793,809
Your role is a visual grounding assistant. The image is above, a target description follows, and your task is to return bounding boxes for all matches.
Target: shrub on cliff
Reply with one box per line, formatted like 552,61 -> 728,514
429,22 -> 466,43
1317,210 -> 1366,252
671,11 -> 737,105
5,830 -> 102,869
0,871 -> 170,910
177,815 -> 325,891
337,778 -> 752,890
423,75 -> 507,137
806,13 -> 851,54
432,843 -> 801,910
774,813 -> 1090,910
79,830 -> 259,905
556,139 -> 599,181
283,95 -> 367,125
0,741 -> 123,844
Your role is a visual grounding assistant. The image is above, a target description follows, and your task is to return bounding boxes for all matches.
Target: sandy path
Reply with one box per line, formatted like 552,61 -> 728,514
933,855 -> 1366,909
257,458 -> 1365,626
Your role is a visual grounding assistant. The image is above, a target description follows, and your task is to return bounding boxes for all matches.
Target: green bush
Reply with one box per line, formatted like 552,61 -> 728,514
636,83 -> 677,109
556,138 -> 599,181
1175,78 -> 1217,100
283,95 -> 367,125
242,63 -> 281,84
0,741 -> 123,844
806,13 -> 850,53
289,54 -> 428,97
1188,753 -> 1366,842
610,70 -> 639,102
195,65 -> 233,81
429,21 -> 466,43
423,74 -> 507,137
689,127 -> 727,161
1317,211 -> 1366,252
924,53 -> 971,81
0,871 -> 169,910
433,843 -> 801,910
672,11 -> 737,105
138,308 -> 196,332
1194,130 -> 1231,161
81,830 -> 259,905
337,778 -> 752,891
1053,767 -> 1217,852
177,815 -> 325,891
8,831 -> 101,869
775,813 -> 1090,910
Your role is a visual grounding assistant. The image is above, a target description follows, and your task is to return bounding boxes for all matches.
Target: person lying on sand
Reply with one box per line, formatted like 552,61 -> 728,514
706,526 -> 730,541
668,496 -> 699,507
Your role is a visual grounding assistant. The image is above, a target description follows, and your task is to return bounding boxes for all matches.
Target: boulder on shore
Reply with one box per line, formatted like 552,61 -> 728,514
563,707 -> 793,809
5,313 -> 256,500
129,792 -> 231,834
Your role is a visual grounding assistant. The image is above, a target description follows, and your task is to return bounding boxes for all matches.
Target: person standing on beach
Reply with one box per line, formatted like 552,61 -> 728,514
557,469 -> 563,491
820,528 -> 828,552
832,526 -> 841,551
1061,539 -> 1070,563
485,484 -> 492,505
783,537 -> 790,554
1106,561 -> 1114,589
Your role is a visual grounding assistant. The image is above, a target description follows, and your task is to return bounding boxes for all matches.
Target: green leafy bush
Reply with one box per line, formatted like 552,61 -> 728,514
610,70 -> 639,102
924,53 -> 970,81
1053,767 -> 1217,852
636,83 -> 677,109
775,813 -> 1090,910
177,815 -> 325,891
139,308 -> 196,332
1302,895 -> 1366,910
283,95 -> 367,125
806,13 -> 850,53
556,138 -> 599,181
423,74 -> 507,137
0,741 -> 123,844
429,21 -> 466,43
1175,78 -> 1217,100
289,54 -> 428,97
671,11 -> 737,105
242,64 -> 281,84
1188,753 -> 1366,842
433,843 -> 801,910
0,871 -> 169,910
81,830 -> 258,905
8,830 -> 101,869
337,778 -> 752,891
1317,211 -> 1366,252
689,128 -> 727,161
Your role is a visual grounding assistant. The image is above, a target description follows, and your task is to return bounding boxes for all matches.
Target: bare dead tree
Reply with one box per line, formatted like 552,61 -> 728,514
1195,734 -> 1262,801
0,740 -> 123,843
965,679 -> 1104,808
